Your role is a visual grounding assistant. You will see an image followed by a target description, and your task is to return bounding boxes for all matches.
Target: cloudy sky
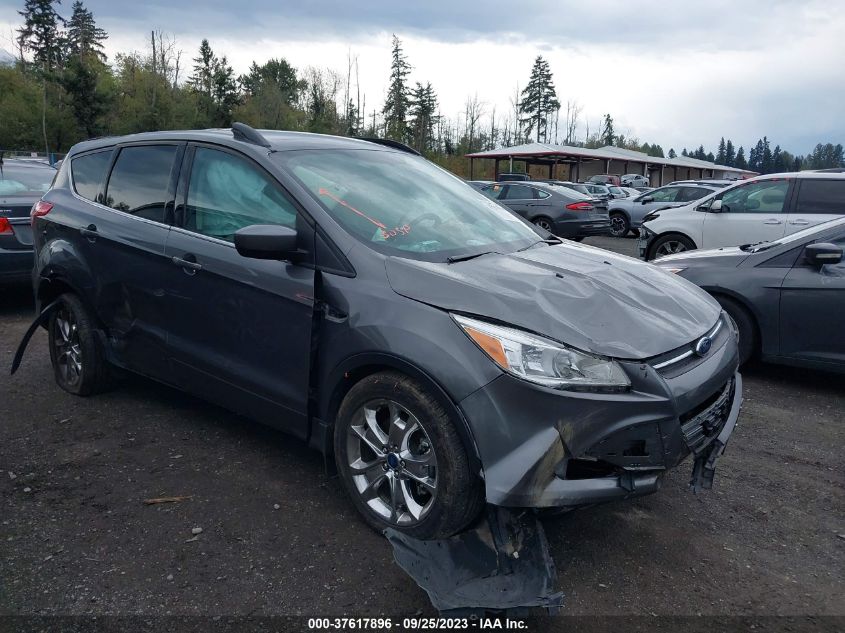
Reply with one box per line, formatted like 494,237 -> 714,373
1,0 -> 842,154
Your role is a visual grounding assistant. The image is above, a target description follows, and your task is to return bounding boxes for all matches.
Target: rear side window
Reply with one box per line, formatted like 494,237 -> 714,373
105,145 -> 177,222
503,185 -> 535,200
677,187 -> 710,202
71,150 -> 111,202
796,180 -> 845,214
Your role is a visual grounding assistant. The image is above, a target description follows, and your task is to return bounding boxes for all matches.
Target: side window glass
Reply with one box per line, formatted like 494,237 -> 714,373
504,185 -> 533,200
536,189 -> 551,199
677,187 -> 707,202
482,184 -> 504,200
796,180 -> 845,214
186,147 -> 297,242
720,180 -> 789,214
105,145 -> 177,222
650,187 -> 680,202
72,150 -> 112,202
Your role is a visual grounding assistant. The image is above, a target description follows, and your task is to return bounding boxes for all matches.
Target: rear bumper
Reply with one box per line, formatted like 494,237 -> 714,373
552,218 -> 611,239
459,322 -> 741,508
0,248 -> 34,283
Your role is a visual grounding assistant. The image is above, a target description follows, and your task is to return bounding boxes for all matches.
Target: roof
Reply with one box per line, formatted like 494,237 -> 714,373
68,128 -> 400,156
465,142 -> 757,176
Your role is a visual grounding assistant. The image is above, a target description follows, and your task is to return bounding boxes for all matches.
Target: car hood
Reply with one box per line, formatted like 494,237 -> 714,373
385,243 -> 721,360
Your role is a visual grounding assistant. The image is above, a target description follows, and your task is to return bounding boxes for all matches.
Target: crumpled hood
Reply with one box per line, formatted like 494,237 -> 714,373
386,243 -> 721,359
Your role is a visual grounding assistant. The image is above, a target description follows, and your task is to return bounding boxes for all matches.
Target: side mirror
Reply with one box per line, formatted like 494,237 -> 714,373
640,196 -> 654,204
804,242 -> 843,267
235,224 -> 300,261
709,199 -> 723,212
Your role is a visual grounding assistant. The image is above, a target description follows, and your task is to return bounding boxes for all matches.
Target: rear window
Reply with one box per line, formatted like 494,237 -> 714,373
0,163 -> 54,196
796,180 -> 845,214
104,145 -> 177,223
71,150 -> 112,202
503,185 -> 535,200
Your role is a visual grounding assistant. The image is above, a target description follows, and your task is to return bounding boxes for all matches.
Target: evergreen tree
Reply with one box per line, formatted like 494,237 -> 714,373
761,137 -> 773,173
239,58 -> 303,103
212,55 -> 239,125
62,54 -> 107,136
668,148 -> 676,158
681,148 -> 688,157
17,0 -> 65,73
792,156 -> 803,171
725,139 -> 735,167
518,55 -> 560,143
706,151 -> 715,163
735,146 -> 747,170
382,34 -> 411,142
600,113 -> 615,146
189,39 -> 216,98
716,137 -> 726,165
772,145 -> 785,173
409,81 -> 439,153
65,1 -> 106,61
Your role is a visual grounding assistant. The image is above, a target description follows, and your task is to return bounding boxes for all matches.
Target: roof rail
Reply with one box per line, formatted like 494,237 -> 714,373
358,137 -> 421,156
232,122 -> 271,148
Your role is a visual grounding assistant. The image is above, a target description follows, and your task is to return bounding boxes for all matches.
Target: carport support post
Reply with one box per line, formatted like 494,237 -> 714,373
643,162 -> 648,177
469,157 -> 474,181
548,162 -> 554,179
659,167 -> 664,186
604,158 -> 610,174
494,159 -> 500,181
575,158 -> 581,182
509,156 -> 513,172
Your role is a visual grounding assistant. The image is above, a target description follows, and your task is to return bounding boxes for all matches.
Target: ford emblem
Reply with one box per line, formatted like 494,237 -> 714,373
695,336 -> 713,357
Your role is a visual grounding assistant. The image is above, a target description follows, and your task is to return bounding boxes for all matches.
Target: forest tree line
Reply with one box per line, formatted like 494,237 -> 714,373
2,0 -> 842,176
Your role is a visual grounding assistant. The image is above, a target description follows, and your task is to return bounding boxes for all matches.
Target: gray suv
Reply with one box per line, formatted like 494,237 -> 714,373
608,183 -> 722,237
19,124 -> 742,540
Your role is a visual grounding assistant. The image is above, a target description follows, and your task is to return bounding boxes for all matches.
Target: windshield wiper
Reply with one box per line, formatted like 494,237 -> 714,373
447,251 -> 497,264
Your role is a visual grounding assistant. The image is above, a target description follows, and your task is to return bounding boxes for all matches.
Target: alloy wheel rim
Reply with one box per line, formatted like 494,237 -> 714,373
346,399 -> 437,526
54,308 -> 82,386
535,219 -> 552,231
655,240 -> 688,258
610,216 -> 626,236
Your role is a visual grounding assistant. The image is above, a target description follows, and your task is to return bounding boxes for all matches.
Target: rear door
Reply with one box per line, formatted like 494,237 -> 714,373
500,184 -> 537,218
786,178 -> 845,235
778,229 -> 845,366
163,144 -> 316,438
78,143 -> 181,379
701,179 -> 791,249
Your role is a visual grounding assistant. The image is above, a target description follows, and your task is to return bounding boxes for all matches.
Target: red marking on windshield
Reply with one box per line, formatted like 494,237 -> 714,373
318,188 -> 387,229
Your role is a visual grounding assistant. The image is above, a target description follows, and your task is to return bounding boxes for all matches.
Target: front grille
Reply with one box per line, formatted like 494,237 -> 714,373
649,315 -> 729,378
680,378 -> 735,455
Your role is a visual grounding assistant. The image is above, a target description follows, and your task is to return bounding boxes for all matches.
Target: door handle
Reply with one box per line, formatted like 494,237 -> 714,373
171,255 -> 203,274
763,219 -> 782,225
79,225 -> 98,241
789,219 -> 810,226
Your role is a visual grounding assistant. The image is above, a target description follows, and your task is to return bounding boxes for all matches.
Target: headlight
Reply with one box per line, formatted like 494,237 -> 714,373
453,315 -> 630,392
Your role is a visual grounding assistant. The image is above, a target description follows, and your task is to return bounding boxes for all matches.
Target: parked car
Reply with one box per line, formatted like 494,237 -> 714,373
669,179 -> 734,188
620,186 -> 643,197
548,181 -> 609,213
581,182 -> 613,200
467,180 -> 494,190
608,182 -> 722,238
586,174 -> 621,186
0,158 -> 56,283
633,186 -> 654,193
497,173 -> 530,182
621,174 -> 650,187
639,172 -> 845,260
607,185 -> 628,199
22,125 -> 741,539
480,181 -> 610,240
654,217 -> 845,372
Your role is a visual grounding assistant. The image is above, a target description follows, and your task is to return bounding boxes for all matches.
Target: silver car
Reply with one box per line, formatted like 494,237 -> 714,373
607,183 -> 722,237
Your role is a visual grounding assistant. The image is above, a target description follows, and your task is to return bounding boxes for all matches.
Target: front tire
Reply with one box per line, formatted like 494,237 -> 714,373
649,234 -> 695,260
48,293 -> 114,396
715,296 -> 756,365
609,212 -> 629,237
334,371 -> 484,540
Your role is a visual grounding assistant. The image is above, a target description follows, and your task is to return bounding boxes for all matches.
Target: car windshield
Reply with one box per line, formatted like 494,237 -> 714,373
0,163 -> 55,196
272,149 -> 539,262
747,217 -> 845,252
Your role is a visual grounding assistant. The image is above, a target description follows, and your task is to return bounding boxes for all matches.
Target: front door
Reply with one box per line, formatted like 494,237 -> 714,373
701,179 -> 792,249
778,230 -> 845,367
164,145 -> 316,438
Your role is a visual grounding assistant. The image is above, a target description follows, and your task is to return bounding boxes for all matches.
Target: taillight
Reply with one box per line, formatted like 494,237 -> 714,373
565,202 -> 593,211
0,217 -> 13,235
31,200 -> 53,219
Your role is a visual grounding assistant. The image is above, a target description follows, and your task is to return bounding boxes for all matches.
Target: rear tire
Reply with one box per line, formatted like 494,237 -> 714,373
48,293 -> 115,396
333,371 -> 484,540
715,296 -> 756,365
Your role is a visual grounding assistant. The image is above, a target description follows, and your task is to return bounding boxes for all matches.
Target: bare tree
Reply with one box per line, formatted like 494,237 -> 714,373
464,93 -> 485,154
564,100 -> 582,145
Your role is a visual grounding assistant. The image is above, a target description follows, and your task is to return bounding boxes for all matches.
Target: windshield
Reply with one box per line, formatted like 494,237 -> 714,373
272,149 -> 539,261
0,163 -> 55,196
748,217 -> 845,252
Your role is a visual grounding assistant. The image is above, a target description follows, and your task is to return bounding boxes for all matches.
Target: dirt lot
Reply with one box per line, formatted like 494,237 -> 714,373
1,236 -> 843,621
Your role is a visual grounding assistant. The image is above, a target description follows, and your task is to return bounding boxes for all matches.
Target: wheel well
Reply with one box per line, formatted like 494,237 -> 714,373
647,231 -> 696,259
316,360 -> 482,471
706,290 -> 762,351
36,277 -> 104,332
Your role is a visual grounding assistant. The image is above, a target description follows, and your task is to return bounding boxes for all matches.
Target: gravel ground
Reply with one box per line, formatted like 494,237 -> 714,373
1,236 -> 843,621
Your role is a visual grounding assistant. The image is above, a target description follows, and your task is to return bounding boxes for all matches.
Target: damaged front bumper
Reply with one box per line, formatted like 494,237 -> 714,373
459,322 -> 741,508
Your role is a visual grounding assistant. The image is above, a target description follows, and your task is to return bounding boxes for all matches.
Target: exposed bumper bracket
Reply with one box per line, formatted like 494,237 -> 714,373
690,373 -> 743,493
